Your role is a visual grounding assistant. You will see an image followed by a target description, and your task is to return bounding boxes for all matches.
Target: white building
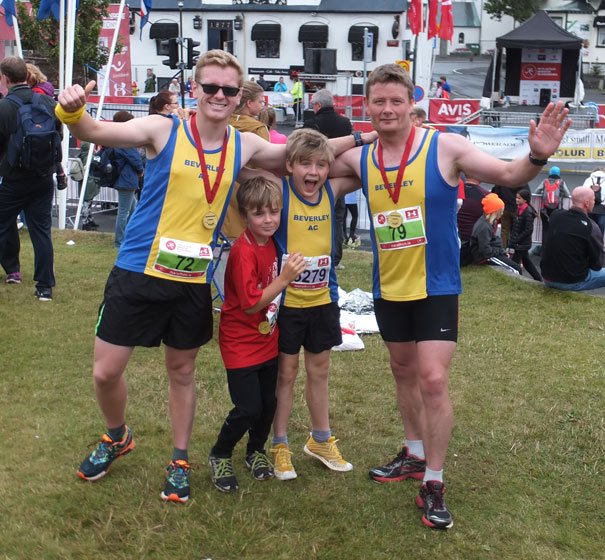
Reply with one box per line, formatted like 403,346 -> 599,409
126,0 -> 437,98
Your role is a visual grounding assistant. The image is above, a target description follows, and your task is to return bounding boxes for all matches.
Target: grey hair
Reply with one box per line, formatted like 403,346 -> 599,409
310,88 -> 334,108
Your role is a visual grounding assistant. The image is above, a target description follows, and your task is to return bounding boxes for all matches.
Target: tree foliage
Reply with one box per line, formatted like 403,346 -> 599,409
483,0 -> 542,24
15,0 -> 115,84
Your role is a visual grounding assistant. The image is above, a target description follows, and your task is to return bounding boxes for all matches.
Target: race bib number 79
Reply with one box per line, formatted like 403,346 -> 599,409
373,206 -> 427,251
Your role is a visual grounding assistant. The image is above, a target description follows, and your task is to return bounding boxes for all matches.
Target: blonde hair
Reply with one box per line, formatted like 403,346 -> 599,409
235,80 -> 264,114
194,49 -> 243,86
366,63 -> 414,101
485,208 -> 503,225
237,176 -> 283,215
286,129 -> 334,165
26,63 -> 47,87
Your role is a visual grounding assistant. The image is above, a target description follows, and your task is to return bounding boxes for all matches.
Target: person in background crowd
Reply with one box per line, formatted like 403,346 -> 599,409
439,76 -> 451,95
257,73 -> 270,91
508,188 -> 542,281
541,186 -> 605,290
168,78 -> 180,95
109,111 -> 144,249
144,68 -> 156,93
229,81 -> 269,141
290,73 -> 303,121
259,106 -> 287,144
470,193 -> 522,274
343,189 -> 359,246
273,76 -> 287,93
457,175 -> 489,243
0,57 -> 63,301
582,167 -> 605,237
491,182 -> 528,249
410,106 -> 428,127
534,165 -> 571,242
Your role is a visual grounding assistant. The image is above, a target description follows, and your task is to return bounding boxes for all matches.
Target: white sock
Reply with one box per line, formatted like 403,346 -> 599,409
405,439 -> 425,460
423,467 -> 444,483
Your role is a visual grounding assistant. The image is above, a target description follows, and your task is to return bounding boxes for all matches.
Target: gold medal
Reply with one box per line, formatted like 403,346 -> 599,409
387,211 -> 403,228
202,211 -> 217,229
258,321 -> 271,334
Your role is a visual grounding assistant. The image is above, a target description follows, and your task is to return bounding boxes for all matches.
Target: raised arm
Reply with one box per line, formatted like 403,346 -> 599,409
440,101 -> 571,188
56,81 -> 172,156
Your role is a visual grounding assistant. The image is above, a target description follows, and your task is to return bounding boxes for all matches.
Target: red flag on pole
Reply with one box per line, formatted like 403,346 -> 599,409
407,0 -> 423,37
439,0 -> 454,41
427,0 -> 439,39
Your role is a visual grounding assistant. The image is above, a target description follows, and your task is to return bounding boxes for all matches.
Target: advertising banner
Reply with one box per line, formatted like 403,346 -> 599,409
428,99 -> 481,124
519,48 -> 561,105
95,4 -> 133,102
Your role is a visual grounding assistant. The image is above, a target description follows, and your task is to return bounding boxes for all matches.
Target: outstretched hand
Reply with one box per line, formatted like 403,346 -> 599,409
528,101 -> 571,160
57,80 -> 96,112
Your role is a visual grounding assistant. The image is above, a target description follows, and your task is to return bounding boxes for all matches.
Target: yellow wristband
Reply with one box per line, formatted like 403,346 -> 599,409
55,104 -> 86,125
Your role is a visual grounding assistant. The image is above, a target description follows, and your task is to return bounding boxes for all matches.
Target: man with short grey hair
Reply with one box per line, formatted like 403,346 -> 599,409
304,89 -> 354,268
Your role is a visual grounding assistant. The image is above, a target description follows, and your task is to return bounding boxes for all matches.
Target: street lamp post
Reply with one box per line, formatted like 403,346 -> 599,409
178,1 -> 185,107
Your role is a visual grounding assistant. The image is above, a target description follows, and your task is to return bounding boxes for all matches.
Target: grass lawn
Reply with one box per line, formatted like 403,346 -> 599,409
1,230 -> 603,560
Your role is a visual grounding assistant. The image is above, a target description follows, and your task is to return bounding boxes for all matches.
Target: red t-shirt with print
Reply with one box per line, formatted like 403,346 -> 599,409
219,229 -> 279,369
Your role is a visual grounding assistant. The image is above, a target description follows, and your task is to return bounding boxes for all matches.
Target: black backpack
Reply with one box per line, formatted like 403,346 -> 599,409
6,92 -> 62,174
91,147 -> 120,188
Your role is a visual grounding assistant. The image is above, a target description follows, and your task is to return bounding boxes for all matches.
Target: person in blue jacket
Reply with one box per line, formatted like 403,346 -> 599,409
110,111 -> 144,249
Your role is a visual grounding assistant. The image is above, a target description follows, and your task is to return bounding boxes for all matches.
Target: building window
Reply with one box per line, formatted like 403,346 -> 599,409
598,27 -> 605,47
348,25 -> 378,62
252,23 -> 281,58
458,32 -> 465,44
299,24 -> 328,56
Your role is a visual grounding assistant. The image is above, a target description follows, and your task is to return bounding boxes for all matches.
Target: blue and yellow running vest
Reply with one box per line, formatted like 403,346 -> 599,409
361,128 -> 461,301
116,116 -> 241,284
274,176 -> 339,308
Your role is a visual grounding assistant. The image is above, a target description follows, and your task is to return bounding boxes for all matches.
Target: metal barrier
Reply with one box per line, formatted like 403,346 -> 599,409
478,110 -> 594,129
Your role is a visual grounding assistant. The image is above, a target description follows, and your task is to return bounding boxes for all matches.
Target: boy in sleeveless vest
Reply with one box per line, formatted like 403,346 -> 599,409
330,63 -> 570,529
269,129 -> 362,480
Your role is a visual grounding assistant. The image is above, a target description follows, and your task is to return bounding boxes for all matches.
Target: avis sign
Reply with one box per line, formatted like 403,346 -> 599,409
429,99 -> 480,125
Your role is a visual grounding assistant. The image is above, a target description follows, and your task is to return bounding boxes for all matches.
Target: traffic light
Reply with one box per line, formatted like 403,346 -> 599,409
186,38 -> 200,70
163,38 -> 179,69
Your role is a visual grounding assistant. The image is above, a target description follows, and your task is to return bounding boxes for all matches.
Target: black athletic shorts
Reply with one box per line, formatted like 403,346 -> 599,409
374,295 -> 459,343
96,266 -> 213,349
278,302 -> 342,355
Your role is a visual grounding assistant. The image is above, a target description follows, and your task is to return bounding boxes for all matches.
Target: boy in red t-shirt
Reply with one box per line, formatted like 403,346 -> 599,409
208,177 -> 306,493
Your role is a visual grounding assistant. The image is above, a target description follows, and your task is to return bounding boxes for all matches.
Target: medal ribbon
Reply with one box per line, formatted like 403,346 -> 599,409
190,116 -> 229,204
376,126 -> 416,204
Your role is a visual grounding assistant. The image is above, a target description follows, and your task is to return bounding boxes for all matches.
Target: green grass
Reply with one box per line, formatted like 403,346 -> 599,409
1,230 -> 603,560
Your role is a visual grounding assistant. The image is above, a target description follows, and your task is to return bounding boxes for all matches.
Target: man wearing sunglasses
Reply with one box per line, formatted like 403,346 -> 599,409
56,49 -> 374,504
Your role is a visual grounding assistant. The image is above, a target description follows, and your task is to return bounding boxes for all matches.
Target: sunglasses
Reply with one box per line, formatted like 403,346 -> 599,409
196,82 -> 241,97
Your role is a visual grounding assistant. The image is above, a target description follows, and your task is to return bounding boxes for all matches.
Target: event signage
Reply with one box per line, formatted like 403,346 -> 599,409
95,5 -> 133,101
519,48 -> 561,105
428,99 -> 481,124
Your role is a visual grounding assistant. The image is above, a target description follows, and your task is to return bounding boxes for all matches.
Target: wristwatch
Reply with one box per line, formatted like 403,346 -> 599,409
353,131 -> 363,147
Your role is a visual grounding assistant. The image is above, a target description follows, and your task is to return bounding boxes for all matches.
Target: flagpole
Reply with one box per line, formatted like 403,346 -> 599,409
73,0 -> 127,231
12,14 -> 23,58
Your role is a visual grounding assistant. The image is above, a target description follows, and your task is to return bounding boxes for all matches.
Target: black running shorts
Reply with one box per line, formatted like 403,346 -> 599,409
96,266 -> 213,349
278,302 -> 342,355
374,295 -> 459,343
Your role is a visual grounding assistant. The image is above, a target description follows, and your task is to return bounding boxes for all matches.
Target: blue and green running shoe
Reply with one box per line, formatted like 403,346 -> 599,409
77,426 -> 135,481
161,460 -> 190,503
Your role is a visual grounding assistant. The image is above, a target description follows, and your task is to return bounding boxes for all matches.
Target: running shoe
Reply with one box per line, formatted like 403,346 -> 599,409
369,446 -> 425,483
303,434 -> 352,472
270,443 -> 297,481
5,272 -> 21,284
34,289 -> 53,301
208,455 -> 238,493
416,481 -> 454,530
161,459 -> 190,503
245,450 -> 274,481
77,426 -> 135,481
